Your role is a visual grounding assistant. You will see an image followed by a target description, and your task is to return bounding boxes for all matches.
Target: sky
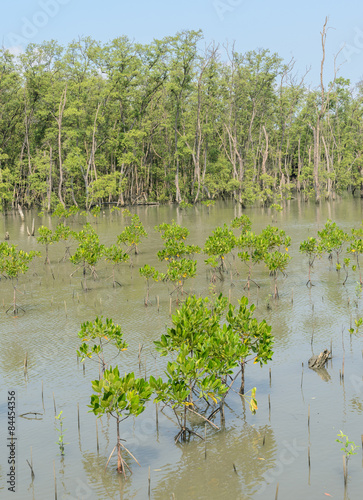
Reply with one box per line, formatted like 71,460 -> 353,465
1,0 -> 363,87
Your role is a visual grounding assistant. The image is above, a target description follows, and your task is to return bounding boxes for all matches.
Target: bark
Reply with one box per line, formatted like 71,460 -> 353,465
57,85 -> 67,207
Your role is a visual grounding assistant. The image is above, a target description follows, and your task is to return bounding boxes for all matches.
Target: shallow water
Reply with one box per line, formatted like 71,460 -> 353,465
1,198 -> 363,499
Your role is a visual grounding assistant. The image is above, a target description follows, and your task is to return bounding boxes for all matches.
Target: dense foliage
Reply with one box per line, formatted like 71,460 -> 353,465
0,30 -> 362,210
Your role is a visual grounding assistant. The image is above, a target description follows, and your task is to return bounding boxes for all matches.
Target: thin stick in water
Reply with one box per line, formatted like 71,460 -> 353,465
96,418 -> 99,453
53,460 -> 57,500
275,482 -> 279,500
138,344 -> 142,369
308,405 -> 310,429
24,352 -> 28,375
342,326 -> 345,352
343,455 -> 347,486
148,466 -> 151,498
53,392 -> 57,416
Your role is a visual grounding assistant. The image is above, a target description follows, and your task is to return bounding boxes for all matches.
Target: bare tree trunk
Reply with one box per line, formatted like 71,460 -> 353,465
57,85 -> 67,207
47,146 -> 52,212
261,125 -> 269,196
321,135 -> 332,199
297,136 -> 302,192
174,102 -> 182,203
313,123 -> 320,203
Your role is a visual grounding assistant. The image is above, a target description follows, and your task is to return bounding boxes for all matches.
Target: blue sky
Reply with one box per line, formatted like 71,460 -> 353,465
2,0 -> 363,86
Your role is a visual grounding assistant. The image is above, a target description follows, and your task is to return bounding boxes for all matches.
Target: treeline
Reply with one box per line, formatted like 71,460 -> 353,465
1,29 -> 363,210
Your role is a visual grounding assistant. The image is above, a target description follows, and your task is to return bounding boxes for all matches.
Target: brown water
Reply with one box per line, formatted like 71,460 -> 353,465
1,198 -> 363,500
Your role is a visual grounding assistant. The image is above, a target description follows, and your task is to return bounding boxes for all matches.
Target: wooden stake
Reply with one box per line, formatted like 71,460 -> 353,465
53,460 -> 57,500
83,363 -> 85,375
138,344 -> 142,369
268,394 -> 271,420
53,392 -> 57,416
64,300 -> 67,318
342,326 -> 345,353
275,482 -> 279,500
157,295 -> 159,312
308,405 -> 310,429
96,418 -> 99,453
24,352 -> 28,375
308,445 -> 311,468
155,403 -> 159,431
343,455 -> 347,486
269,368 -> 271,387
148,466 -> 151,498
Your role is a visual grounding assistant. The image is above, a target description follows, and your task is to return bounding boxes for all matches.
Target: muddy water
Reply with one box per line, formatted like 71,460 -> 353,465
1,198 -> 363,499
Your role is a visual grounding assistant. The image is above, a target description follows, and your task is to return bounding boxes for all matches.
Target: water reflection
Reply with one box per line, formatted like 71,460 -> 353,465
1,198 -> 363,499
154,421 -> 277,499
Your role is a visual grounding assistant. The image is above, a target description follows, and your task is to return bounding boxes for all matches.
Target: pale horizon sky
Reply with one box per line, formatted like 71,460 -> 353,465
2,0 -> 363,87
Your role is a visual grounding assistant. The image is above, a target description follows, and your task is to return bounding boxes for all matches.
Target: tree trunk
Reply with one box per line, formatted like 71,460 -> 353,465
313,124 -> 321,203
240,360 -> 245,395
57,85 -> 67,207
116,416 -> 124,475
